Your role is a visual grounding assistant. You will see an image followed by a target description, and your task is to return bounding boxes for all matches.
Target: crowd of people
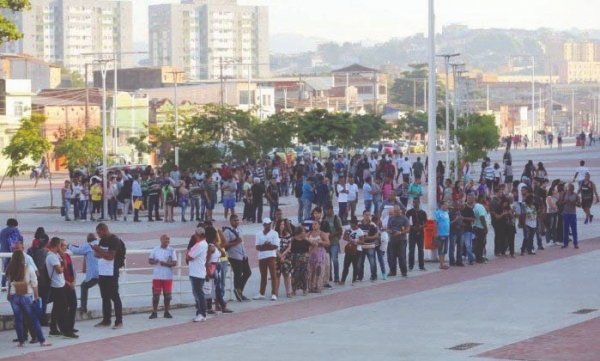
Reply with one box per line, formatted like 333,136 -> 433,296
3,141 -> 598,344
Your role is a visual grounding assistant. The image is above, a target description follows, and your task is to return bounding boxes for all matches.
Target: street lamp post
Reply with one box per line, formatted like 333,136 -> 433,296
427,0 -> 437,219
94,59 -> 113,220
450,63 -> 464,181
167,71 -> 184,166
437,53 -> 460,179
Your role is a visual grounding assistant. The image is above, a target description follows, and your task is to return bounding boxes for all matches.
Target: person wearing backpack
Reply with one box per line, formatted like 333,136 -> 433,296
1,218 -> 24,288
92,223 -> 124,329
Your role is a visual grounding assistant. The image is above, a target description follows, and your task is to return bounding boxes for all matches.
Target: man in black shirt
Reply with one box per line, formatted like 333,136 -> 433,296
147,173 -> 162,221
462,193 -> 476,265
357,210 -> 378,281
91,223 -> 123,329
406,198 -> 428,271
251,178 -> 265,223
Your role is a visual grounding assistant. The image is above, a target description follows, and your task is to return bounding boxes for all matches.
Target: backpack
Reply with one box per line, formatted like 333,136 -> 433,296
7,228 -> 22,252
114,237 -> 127,269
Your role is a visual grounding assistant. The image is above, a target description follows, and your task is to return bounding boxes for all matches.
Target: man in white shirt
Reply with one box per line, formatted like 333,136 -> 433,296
187,227 -> 209,322
400,158 -> 413,184
369,155 -> 378,175
346,177 -> 359,220
253,218 -> 280,301
148,234 -> 177,320
573,160 -> 589,186
395,154 -> 404,183
336,176 -> 349,224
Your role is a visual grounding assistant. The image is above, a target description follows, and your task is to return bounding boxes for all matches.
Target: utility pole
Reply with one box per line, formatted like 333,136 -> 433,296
84,63 -> 90,130
94,58 -> 113,220
531,55 -> 536,147
373,70 -> 378,114
450,63 -> 464,181
167,70 -> 184,166
437,53 -> 460,179
427,0 -> 437,220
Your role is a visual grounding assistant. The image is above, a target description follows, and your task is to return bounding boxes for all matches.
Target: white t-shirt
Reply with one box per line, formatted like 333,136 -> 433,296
150,245 -> 177,280
400,162 -> 412,174
517,182 -> 527,203
347,183 -> 359,202
337,183 -> 349,203
209,244 -> 222,263
255,229 -> 280,259
395,157 -> 404,170
25,254 -> 38,272
346,226 -> 365,251
576,166 -> 589,181
188,241 -> 208,278
369,159 -> 378,172
45,251 -> 65,288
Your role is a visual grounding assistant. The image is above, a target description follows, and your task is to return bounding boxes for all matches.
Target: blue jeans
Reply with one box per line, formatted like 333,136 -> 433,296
200,198 -> 207,220
364,200 -> 373,213
269,201 -> 279,220
212,263 -> 227,309
338,202 -> 347,221
373,199 -> 382,216
79,199 -> 88,220
10,295 -> 45,344
462,231 -> 475,262
449,232 -> 464,264
190,198 -> 200,220
358,247 -> 377,280
563,213 -> 578,246
180,199 -> 188,221
437,235 -> 449,256
297,198 -> 304,224
219,260 -> 228,297
329,243 -> 340,281
63,199 -> 71,220
302,199 -> 312,221
190,276 -> 206,317
375,246 -> 386,274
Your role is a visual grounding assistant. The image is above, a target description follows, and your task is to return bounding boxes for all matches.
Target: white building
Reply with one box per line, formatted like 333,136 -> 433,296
1,0 -> 133,78
149,0 -> 269,80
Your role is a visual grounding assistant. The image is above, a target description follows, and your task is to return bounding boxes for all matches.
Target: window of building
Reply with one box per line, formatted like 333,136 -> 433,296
14,102 -> 24,116
239,90 -> 255,105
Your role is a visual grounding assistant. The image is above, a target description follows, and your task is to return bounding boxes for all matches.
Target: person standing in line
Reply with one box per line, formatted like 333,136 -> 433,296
372,177 -> 383,216
274,219 -> 293,298
559,183 -> 581,249
91,223 -> 124,329
448,201 -> 465,267
323,204 -> 343,284
57,239 -> 78,336
68,233 -> 99,313
434,201 -> 451,270
61,180 -> 73,221
363,177 -> 374,213
223,215 -> 251,302
6,250 -> 52,347
578,172 -> 599,224
340,217 -> 364,286
46,237 -> 78,338
306,218 -> 331,293
346,176 -> 359,221
147,173 -> 162,222
336,176 -> 349,225
205,227 -> 234,314
266,177 -> 280,221
253,218 -> 280,301
386,205 -> 411,277
187,227 -> 209,322
472,194 -> 489,264
148,234 -> 177,319
289,227 -> 313,296
250,177 -> 265,223
221,175 -> 237,221
131,174 -> 143,223
521,195 -> 538,255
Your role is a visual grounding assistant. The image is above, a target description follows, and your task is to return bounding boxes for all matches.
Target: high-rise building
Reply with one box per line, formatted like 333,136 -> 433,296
1,0 -> 133,78
149,0 -> 269,80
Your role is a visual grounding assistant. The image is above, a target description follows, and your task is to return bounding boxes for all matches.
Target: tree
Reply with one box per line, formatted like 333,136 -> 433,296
389,63 -> 428,108
296,109 -> 354,147
54,127 -> 103,174
0,1 -> 31,46
1,113 -> 51,214
127,132 -> 152,164
349,114 -> 389,148
454,113 -> 500,164
394,111 -> 428,150
245,112 -> 298,156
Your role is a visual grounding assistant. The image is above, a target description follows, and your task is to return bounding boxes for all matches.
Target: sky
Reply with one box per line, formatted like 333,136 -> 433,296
134,0 -> 600,44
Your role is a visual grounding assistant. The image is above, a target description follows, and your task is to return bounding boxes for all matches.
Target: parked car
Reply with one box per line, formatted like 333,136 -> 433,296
396,140 -> 409,154
327,145 -> 339,159
382,142 -> 395,155
310,144 -> 329,160
268,147 -> 297,163
367,142 -> 380,155
409,141 -> 425,153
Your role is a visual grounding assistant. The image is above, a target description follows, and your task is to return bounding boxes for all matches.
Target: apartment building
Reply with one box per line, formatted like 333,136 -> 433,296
149,0 -> 269,80
548,41 -> 600,83
0,0 -> 133,79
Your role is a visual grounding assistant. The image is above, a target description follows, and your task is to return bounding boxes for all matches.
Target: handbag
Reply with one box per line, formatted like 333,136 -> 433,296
134,198 -> 143,210
13,281 -> 28,295
207,263 -> 217,278
344,242 -> 357,256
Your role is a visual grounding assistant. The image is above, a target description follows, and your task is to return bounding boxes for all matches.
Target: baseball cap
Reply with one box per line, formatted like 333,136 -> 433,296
262,217 -> 272,225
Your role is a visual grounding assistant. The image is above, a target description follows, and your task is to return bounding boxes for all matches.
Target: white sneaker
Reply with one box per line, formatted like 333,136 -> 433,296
193,315 -> 206,322
271,294 -> 278,301
252,294 -> 265,300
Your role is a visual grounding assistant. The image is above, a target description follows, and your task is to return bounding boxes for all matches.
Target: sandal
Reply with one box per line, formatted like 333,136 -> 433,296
40,342 -> 52,347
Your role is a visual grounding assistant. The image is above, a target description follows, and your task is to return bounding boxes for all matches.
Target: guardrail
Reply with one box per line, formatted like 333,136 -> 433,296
0,250 -> 234,305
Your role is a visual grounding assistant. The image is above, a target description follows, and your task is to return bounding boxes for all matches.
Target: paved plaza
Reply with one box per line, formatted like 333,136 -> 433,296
1,142 -> 600,360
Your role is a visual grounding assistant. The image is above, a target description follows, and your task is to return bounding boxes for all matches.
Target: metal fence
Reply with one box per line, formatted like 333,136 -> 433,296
0,249 -> 234,306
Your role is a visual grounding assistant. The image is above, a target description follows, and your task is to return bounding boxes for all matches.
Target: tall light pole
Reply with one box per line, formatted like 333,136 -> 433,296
167,70 -> 184,166
94,59 -> 113,220
427,0 -> 437,218
531,55 -> 536,147
450,62 -> 464,181
437,53 -> 460,179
